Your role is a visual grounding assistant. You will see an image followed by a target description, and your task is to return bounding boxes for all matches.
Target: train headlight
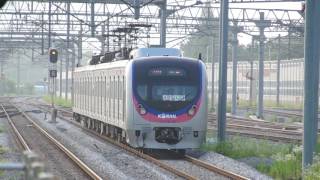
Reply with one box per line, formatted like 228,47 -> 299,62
138,104 -> 147,115
188,105 -> 197,116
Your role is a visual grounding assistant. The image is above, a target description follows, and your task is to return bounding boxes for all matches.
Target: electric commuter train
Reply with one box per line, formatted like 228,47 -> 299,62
73,48 -> 208,152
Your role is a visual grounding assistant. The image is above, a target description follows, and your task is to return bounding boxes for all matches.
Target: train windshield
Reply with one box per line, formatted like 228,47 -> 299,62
133,58 -> 201,112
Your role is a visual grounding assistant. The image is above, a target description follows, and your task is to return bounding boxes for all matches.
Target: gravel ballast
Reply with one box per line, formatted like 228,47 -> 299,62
18,102 -> 181,180
198,152 -> 272,180
0,116 -> 24,179
18,97 -> 272,180
9,107 -> 90,179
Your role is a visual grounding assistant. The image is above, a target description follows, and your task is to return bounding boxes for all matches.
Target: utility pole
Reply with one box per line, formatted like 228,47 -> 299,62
276,34 -> 281,105
288,28 -> 291,60
59,49 -> 62,98
48,0 -> 52,48
255,12 -> 271,119
17,55 -> 20,95
210,36 -> 215,112
71,44 -> 75,105
78,23 -> 83,66
91,2 -> 95,37
231,24 -> 243,115
217,0 -> 229,142
160,0 -> 167,47
65,1 -> 70,100
101,22 -> 106,55
41,12 -> 44,55
249,38 -> 254,107
303,0 -> 320,168
106,14 -> 110,52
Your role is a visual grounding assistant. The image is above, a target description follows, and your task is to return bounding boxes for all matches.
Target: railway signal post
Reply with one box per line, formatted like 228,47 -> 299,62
49,48 -> 58,123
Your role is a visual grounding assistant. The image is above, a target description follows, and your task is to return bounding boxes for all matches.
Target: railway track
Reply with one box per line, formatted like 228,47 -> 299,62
27,99 -> 303,143
24,100 -> 249,180
207,114 -> 302,143
263,109 -> 304,118
1,103 -> 103,180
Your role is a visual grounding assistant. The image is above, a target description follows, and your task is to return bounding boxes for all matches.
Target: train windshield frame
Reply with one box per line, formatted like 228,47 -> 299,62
133,57 -> 201,113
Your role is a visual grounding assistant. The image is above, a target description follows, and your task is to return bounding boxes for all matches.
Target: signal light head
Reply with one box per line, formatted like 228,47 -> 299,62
49,48 -> 58,63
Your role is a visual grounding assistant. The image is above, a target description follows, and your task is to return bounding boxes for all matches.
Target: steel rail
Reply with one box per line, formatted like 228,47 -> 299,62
208,114 -> 302,130
184,155 -> 250,180
32,103 -> 199,179
1,104 -> 31,151
8,104 -> 103,180
209,122 -> 302,135
89,130 -> 197,180
208,127 -> 301,143
56,109 -> 251,179
35,105 -> 275,178
27,101 -> 301,176
26,101 -> 303,143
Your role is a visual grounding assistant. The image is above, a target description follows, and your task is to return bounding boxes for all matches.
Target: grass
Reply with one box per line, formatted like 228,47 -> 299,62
43,95 -> 72,108
201,136 -> 306,179
304,156 -> 320,180
256,147 -> 302,180
202,136 -> 292,159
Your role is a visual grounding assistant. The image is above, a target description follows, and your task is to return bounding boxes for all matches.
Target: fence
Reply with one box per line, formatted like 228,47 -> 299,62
206,58 -> 305,109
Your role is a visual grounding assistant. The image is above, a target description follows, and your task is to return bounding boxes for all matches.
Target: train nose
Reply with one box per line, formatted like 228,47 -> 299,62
154,127 -> 182,145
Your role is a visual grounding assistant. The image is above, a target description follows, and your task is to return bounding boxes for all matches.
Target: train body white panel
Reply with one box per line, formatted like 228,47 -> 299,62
73,60 -> 129,130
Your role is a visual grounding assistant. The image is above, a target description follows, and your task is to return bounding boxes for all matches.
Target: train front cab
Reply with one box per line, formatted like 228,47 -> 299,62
126,57 -> 207,150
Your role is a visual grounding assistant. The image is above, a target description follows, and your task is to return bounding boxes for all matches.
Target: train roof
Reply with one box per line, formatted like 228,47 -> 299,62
129,48 -> 181,59
75,59 -> 129,72
75,54 -> 200,73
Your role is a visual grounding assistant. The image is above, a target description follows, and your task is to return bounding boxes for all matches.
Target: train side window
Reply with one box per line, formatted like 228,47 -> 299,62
79,76 -> 81,110
87,76 -> 89,112
87,74 -> 92,112
113,76 -> 115,119
82,76 -> 83,110
100,74 -> 103,116
98,75 -> 100,114
85,77 -> 87,111
100,75 -> 102,116
84,76 -> 85,110
94,75 -> 96,113
117,75 -> 120,121
111,76 -> 113,119
86,76 -> 88,111
91,75 -> 93,112
84,77 -> 86,111
97,75 -> 99,114
90,75 -> 92,112
109,76 -> 111,118
75,77 -> 77,108
96,75 -> 98,114
123,76 -> 125,121
110,76 -> 114,118
97,76 -> 99,115
102,74 -> 105,116
104,76 -> 106,117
